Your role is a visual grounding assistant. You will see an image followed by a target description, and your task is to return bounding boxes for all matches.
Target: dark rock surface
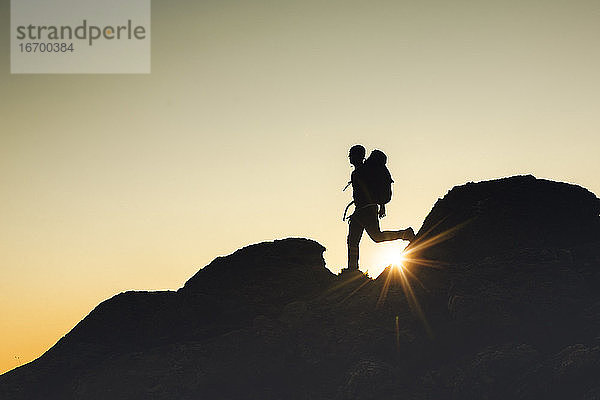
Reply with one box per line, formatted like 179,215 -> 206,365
1,176 -> 600,400
416,175 -> 600,262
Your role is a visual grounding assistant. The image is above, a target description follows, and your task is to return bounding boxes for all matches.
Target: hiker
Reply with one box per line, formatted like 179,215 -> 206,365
345,145 -> 415,270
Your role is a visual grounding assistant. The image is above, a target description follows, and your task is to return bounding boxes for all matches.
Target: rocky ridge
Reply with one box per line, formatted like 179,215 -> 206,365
1,175 -> 599,399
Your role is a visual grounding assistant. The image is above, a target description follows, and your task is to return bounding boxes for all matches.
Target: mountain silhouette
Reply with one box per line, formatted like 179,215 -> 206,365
2,175 -> 600,399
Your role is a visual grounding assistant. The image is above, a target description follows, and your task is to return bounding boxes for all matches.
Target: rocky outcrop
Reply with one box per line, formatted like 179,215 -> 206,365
415,175 -> 600,262
0,238 -> 333,400
1,176 -> 599,400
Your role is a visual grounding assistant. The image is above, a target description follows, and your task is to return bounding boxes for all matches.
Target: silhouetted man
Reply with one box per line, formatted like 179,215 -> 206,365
346,144 -> 415,270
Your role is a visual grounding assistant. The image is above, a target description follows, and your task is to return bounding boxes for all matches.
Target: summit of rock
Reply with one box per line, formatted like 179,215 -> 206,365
415,175 -> 600,262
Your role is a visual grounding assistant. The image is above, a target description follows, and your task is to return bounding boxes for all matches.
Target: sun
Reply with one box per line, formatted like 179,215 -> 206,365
389,252 -> 407,270
370,241 -> 409,276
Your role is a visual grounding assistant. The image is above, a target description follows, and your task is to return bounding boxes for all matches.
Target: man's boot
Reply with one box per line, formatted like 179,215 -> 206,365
402,227 -> 416,242
391,227 -> 415,242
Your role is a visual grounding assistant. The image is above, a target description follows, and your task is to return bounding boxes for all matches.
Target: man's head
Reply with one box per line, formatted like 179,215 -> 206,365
349,145 -> 365,166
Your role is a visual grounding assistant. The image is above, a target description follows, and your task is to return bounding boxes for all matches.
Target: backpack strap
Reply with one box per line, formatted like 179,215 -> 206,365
342,200 -> 354,221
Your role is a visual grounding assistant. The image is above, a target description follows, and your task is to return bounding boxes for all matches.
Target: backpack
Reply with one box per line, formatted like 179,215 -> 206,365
364,149 -> 393,205
341,149 -> 394,221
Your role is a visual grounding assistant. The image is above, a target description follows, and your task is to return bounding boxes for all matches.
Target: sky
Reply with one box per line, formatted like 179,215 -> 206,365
1,0 -> 599,374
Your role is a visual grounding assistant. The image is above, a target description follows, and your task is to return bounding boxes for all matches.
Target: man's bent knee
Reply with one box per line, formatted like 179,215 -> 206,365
366,230 -> 385,243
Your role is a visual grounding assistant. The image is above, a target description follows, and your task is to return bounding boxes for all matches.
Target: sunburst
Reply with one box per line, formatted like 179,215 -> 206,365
375,221 -> 468,337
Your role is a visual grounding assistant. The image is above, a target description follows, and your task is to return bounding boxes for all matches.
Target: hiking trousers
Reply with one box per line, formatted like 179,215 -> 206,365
347,205 -> 405,270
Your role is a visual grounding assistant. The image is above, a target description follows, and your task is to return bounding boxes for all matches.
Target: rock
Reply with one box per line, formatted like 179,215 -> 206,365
413,175 -> 600,263
550,344 -> 600,384
448,343 -> 539,399
181,237 -> 333,304
2,176 -> 600,400
582,386 -> 600,400
339,360 -> 395,400
279,301 -> 309,327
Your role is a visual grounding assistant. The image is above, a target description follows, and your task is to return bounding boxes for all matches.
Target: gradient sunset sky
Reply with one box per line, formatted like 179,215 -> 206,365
1,0 -> 599,374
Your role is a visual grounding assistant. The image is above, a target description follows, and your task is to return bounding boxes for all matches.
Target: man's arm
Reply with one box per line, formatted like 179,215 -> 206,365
378,204 -> 386,218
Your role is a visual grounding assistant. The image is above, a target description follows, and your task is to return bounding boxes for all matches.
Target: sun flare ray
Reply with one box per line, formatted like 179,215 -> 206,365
374,221 -> 467,338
